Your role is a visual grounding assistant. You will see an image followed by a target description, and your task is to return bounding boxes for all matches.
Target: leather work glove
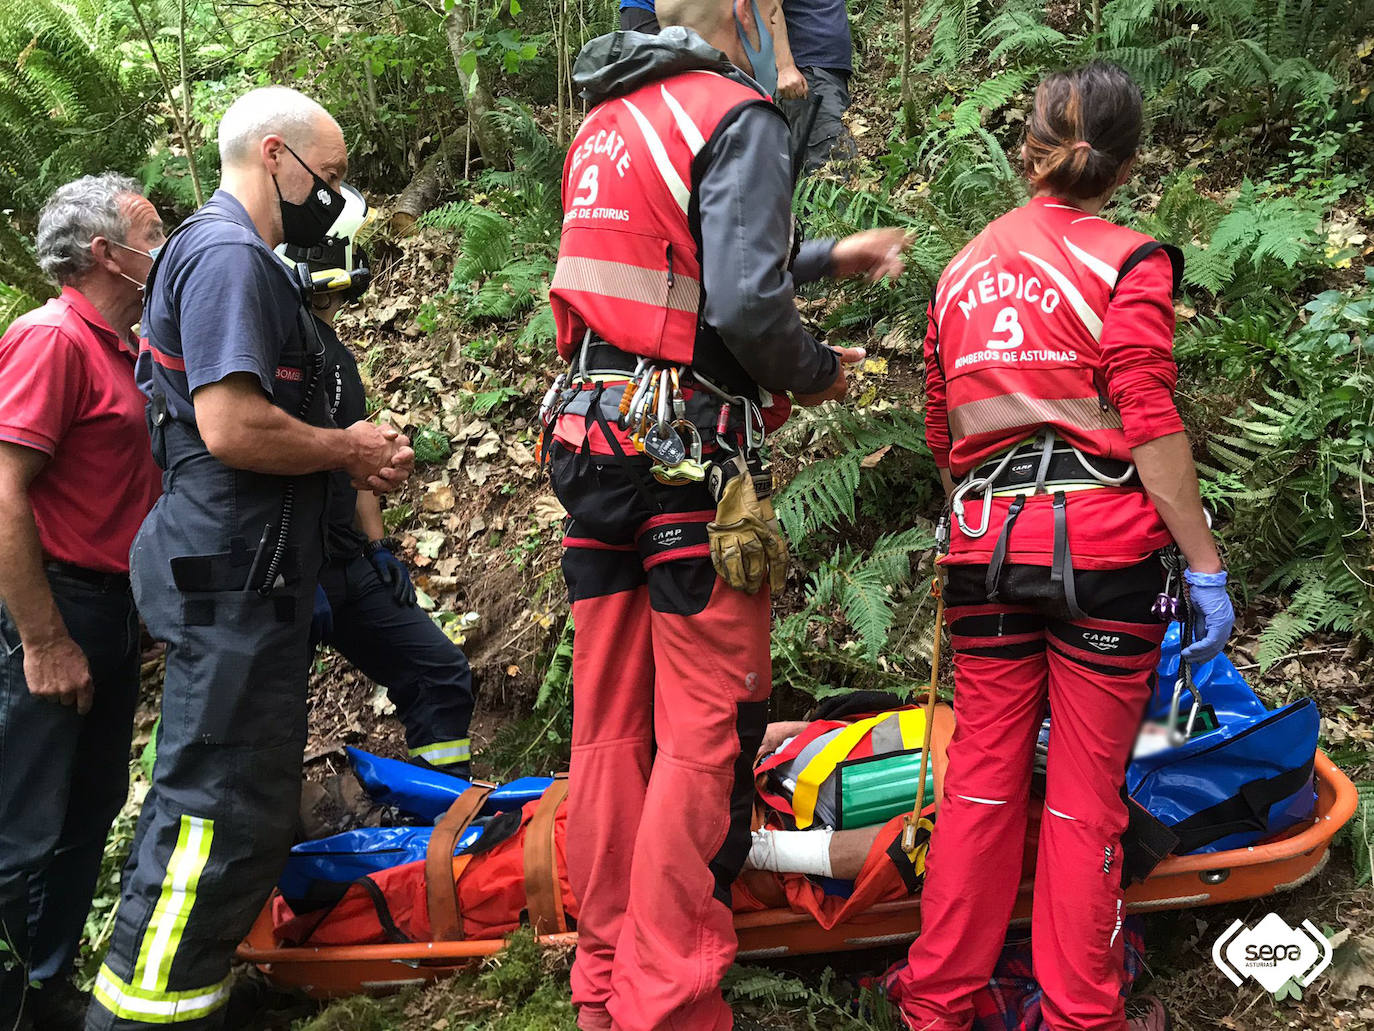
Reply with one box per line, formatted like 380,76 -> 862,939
708,467 -> 788,595
1181,568 -> 1234,665
310,584 -> 334,648
368,543 -> 417,607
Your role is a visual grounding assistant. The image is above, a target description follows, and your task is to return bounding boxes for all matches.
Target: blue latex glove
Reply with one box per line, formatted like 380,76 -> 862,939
310,584 -> 334,648
369,546 -> 417,607
1181,568 -> 1234,664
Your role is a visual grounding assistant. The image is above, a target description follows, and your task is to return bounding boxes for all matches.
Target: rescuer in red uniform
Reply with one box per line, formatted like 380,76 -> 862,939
541,1 -> 906,1028
886,63 -> 1234,1031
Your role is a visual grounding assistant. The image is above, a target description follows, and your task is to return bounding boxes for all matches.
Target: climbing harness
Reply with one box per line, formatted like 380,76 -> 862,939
541,333 -> 771,493
950,429 -> 1140,621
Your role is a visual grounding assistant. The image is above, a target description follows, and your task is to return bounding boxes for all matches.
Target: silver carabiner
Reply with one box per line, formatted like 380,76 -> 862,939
1166,669 -> 1203,746
657,368 -> 673,435
741,400 -> 765,451
950,476 -> 994,538
623,363 -> 655,430
575,329 -> 593,383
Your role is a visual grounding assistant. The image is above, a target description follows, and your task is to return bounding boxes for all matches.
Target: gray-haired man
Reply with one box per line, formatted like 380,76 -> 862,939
87,87 -> 414,1031
0,174 -> 164,1029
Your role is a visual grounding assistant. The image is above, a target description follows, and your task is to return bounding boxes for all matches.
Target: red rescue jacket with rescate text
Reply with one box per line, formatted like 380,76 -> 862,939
550,69 -> 767,365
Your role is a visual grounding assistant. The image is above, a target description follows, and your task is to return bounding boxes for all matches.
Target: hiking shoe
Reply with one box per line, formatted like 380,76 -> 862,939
1126,995 -> 1171,1031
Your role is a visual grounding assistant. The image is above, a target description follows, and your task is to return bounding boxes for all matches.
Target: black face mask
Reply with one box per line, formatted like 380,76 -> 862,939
274,143 -> 344,248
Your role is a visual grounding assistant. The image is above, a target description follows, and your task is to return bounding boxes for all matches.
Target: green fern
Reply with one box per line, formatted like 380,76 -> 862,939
808,527 -> 935,662
949,69 -> 1032,137
419,103 -> 561,342
0,0 -> 156,212
1187,274 -> 1374,658
981,3 -> 1070,65
775,407 -> 929,541
1210,180 -> 1323,271
723,968 -> 811,1005
534,613 -> 574,712
1339,781 -> 1374,889
917,0 -> 984,75
1254,560 -> 1358,670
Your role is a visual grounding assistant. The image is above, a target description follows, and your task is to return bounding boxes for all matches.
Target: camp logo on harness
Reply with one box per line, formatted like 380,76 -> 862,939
1082,632 -> 1122,653
1212,913 -> 1333,994
649,527 -> 683,549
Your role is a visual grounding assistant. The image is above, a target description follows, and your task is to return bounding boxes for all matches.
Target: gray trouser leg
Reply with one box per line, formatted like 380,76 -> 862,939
777,67 -> 858,175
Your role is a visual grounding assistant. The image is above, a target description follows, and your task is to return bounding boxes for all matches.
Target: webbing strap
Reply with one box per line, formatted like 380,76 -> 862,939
984,494 -> 1026,603
792,713 -> 902,829
1167,759 -> 1315,855
1033,430 -> 1055,494
523,773 -> 570,935
1050,490 -> 1086,619
425,785 -> 492,941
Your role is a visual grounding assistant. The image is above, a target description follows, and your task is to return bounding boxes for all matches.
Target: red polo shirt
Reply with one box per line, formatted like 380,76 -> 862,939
0,287 -> 162,573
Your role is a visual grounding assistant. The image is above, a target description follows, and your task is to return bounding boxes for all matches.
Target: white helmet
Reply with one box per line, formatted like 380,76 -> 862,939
276,182 -> 372,300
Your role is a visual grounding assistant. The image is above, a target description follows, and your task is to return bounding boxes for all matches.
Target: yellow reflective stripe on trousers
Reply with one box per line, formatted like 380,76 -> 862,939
135,814 -> 214,994
790,714 -> 891,829
409,738 -> 472,765
92,965 -> 228,1024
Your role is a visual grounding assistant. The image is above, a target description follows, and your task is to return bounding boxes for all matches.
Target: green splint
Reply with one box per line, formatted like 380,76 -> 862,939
834,750 -> 935,830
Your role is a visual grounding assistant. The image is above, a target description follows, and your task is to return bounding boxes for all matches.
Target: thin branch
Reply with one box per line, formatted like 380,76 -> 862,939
129,0 -> 205,205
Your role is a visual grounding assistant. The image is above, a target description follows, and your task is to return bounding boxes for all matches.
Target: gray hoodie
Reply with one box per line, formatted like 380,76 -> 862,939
571,29 -> 839,397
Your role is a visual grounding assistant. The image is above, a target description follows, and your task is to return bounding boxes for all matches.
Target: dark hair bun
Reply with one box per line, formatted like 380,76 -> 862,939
1023,61 -> 1142,200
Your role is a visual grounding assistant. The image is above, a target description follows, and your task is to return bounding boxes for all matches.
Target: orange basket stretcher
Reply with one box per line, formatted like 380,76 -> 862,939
236,750 -> 1357,1000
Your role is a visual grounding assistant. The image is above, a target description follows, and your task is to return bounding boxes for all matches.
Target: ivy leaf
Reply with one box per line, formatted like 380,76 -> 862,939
1272,977 -> 1302,1002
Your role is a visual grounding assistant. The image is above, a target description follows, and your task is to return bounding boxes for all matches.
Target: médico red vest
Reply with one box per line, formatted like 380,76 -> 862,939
930,197 -> 1181,476
550,69 -> 766,364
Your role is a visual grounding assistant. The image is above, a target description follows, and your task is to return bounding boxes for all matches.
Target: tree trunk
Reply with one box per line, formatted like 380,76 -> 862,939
390,134 -> 466,235
900,0 -> 915,136
444,3 -> 509,170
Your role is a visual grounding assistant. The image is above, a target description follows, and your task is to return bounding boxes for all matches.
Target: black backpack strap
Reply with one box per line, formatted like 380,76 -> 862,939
1166,758 -> 1315,856
1114,241 -> 1184,300
1119,792 -> 1180,888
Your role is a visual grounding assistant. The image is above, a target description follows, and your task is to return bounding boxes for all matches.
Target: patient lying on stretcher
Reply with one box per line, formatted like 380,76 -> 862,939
745,709 -> 1182,880
273,688 -> 1262,947
272,703 -> 947,947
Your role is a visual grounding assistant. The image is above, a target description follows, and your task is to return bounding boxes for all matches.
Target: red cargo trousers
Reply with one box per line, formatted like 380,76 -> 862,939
549,442 -> 771,1031
888,557 -> 1166,1031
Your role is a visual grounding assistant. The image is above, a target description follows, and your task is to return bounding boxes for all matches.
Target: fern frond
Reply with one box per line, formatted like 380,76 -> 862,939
950,69 -> 1031,137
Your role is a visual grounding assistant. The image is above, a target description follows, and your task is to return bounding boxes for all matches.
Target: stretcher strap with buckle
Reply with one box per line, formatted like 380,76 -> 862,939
425,784 -> 493,941
523,773 -> 570,935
